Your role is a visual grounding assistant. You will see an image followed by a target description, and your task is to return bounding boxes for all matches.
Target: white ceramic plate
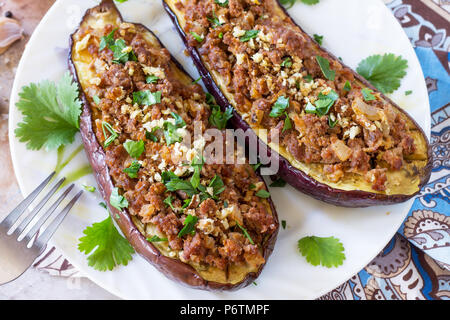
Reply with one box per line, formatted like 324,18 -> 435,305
8,0 -> 430,299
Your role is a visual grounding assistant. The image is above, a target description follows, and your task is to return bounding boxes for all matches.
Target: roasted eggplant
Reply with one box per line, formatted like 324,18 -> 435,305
69,0 -> 278,290
163,0 -> 432,207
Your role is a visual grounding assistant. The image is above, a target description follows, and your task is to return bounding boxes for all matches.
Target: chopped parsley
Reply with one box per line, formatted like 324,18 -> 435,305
297,235 -> 345,268
163,195 -> 175,210
305,90 -> 339,116
214,0 -> 228,7
361,88 -> 376,101
108,37 -> 137,64
304,74 -> 313,83
316,56 -> 336,81
328,114 -> 338,128
269,96 -> 290,118
146,75 -> 159,84
282,112 -> 292,133
93,95 -> 101,105
99,29 -> 116,52
313,34 -> 323,46
178,214 -> 198,238
343,80 -> 352,92
281,57 -> 292,68
78,216 -> 134,271
145,127 -> 159,142
270,178 -> 286,188
255,189 -> 270,198
405,90 -> 413,96
190,155 -> 204,189
109,187 -> 128,211
209,105 -> 233,129
123,140 -> 145,158
123,160 -> 141,178
15,72 -> 82,151
281,220 -> 287,229
163,113 -> 186,145
207,9 -> 223,28
240,30 -> 259,42
133,90 -> 161,106
356,53 -> 408,94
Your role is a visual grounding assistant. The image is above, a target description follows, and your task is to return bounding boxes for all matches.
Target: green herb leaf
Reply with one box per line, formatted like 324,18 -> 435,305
255,189 -> 270,198
269,96 -> 290,118
215,0 -> 228,7
343,80 -> 352,92
110,38 -> 137,64
282,112 -> 292,133
209,105 -> 233,129
207,9 -> 223,28
190,31 -> 204,43
99,29 -> 116,51
145,127 -> 159,142
93,95 -> 101,105
110,187 -> 128,211
163,122 -> 183,145
252,162 -> 262,171
78,216 -> 134,271
328,114 -> 338,128
313,34 -> 323,45
240,30 -> 259,42
281,220 -> 287,229
316,56 -> 335,81
123,140 -> 145,158
361,88 -> 376,101
102,121 -> 118,147
281,57 -> 292,68
147,235 -> 168,242
99,202 -> 107,209
14,72 -> 82,151
193,76 -> 202,84
146,75 -> 159,84
163,195 -> 175,210
83,185 -> 96,192
270,178 -> 286,187
171,112 -> 186,128
235,221 -> 254,244
165,178 -> 197,197
297,235 -> 345,268
123,160 -> 141,178
178,214 -> 198,238
190,155 -> 204,189
133,90 -> 161,106
208,175 -> 226,199
356,53 -> 408,94
305,90 -> 339,116
405,90 -> 413,96
301,0 -> 320,4
304,74 -> 313,83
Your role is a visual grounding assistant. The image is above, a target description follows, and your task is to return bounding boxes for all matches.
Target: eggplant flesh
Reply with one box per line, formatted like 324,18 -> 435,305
163,0 -> 432,207
69,0 -> 278,290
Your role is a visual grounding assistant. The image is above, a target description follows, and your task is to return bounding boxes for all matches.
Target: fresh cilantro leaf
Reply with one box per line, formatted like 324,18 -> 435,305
269,96 -> 290,118
356,53 -> 408,94
282,112 -> 292,133
328,114 -> 338,128
147,235 -> 168,242
281,220 -> 287,229
110,187 -> 128,211
361,88 -> 376,101
83,185 -> 96,192
102,121 -> 118,147
123,160 -> 141,178
133,90 -> 161,106
99,29 -> 116,51
255,189 -> 270,198
146,75 -> 159,84
305,102 -> 317,114
215,0 -> 228,7
305,90 -> 339,116
166,178 -> 197,197
163,195 -> 175,210
405,90 -> 413,96
270,178 -> 286,187
304,74 -> 313,82
316,56 -> 335,81
182,198 -> 192,209
145,127 -> 159,142
110,38 -> 137,64
190,155 -> 204,189
281,57 -> 292,68
297,235 -> 345,268
343,80 -> 352,92
208,175 -> 225,198
223,200 -> 228,208
123,139 -> 145,158
240,30 -> 259,42
171,112 -> 186,128
178,214 -> 198,238
252,162 -> 262,171
235,221 -> 254,244
219,32 -> 223,39
163,122 -> 183,145
209,105 -> 233,129
15,72 -> 82,151
249,184 -> 256,190
78,216 -> 134,271
190,31 -> 204,43
205,93 -> 215,105
313,34 -> 323,45
161,170 -> 178,184
99,202 -> 107,209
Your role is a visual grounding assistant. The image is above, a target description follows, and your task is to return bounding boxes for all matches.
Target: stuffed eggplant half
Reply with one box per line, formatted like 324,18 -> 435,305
69,0 -> 278,290
163,0 -> 432,207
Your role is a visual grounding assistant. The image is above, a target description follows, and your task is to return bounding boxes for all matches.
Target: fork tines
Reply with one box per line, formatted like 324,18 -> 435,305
0,172 -> 83,249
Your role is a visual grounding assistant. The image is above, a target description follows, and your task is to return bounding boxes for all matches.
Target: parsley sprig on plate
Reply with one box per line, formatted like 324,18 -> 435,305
298,235 -> 345,268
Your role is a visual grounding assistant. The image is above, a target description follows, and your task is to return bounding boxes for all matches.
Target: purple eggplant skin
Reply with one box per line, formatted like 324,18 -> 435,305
69,0 -> 279,291
163,0 -> 433,207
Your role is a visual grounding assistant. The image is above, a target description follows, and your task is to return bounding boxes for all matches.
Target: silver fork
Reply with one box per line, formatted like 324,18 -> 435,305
0,172 -> 83,285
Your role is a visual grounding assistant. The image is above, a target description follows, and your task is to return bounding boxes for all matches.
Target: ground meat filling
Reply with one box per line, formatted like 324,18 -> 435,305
75,22 -> 276,271
180,0 -> 417,192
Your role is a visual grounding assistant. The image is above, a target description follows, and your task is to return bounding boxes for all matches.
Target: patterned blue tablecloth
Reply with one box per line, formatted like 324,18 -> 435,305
319,0 -> 450,300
